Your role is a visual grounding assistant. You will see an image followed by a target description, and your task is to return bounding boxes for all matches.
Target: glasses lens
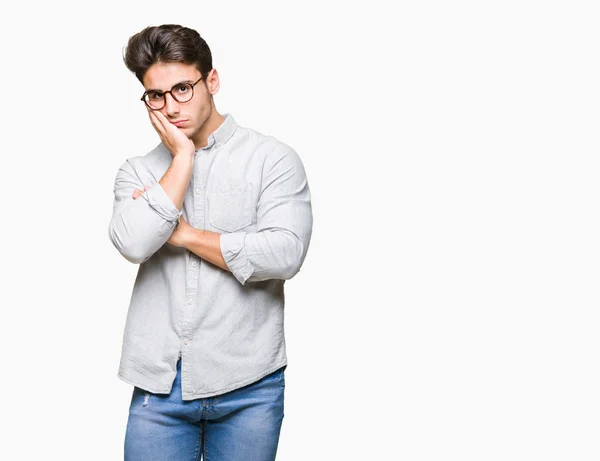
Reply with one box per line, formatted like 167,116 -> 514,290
171,83 -> 193,103
144,91 -> 164,110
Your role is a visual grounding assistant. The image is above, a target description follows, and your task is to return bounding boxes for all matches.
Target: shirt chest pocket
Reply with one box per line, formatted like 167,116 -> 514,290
208,182 -> 256,232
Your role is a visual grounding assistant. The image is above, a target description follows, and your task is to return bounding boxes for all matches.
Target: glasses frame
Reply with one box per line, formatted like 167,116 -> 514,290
141,76 -> 203,110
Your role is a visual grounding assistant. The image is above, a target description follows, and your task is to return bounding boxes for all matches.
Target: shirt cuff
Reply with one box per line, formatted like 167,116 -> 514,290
220,232 -> 254,284
142,182 -> 182,226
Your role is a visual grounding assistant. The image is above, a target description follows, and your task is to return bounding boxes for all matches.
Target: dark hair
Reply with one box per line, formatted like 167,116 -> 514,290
123,24 -> 213,83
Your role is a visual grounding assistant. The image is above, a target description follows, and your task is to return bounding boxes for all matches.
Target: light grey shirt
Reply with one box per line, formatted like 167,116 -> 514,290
108,113 -> 312,400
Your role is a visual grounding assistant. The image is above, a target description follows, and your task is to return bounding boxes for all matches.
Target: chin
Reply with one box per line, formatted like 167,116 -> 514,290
178,127 -> 192,137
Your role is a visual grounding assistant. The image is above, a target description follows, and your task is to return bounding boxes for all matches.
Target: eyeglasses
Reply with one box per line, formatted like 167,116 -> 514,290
141,76 -> 203,110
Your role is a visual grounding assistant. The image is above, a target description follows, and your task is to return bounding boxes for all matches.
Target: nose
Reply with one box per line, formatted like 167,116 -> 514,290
163,92 -> 180,117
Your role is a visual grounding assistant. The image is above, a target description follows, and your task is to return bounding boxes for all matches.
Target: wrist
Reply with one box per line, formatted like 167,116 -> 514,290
172,150 -> 195,162
181,225 -> 198,248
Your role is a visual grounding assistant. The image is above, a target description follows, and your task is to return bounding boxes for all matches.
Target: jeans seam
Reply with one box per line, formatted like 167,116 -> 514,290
194,424 -> 202,461
203,421 -> 208,461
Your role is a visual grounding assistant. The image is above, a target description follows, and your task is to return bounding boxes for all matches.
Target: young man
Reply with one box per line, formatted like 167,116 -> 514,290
108,24 -> 313,460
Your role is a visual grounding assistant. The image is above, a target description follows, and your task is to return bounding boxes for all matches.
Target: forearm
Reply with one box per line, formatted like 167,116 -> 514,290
108,185 -> 179,264
217,146 -> 313,285
220,229 -> 309,284
159,154 -> 194,211
182,227 -> 229,272
108,157 -> 185,264
182,226 -> 307,282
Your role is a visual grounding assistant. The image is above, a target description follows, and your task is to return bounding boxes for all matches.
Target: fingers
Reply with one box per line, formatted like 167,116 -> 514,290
147,109 -> 163,135
149,109 -> 170,133
147,109 -> 176,146
133,186 -> 149,199
132,185 -> 150,199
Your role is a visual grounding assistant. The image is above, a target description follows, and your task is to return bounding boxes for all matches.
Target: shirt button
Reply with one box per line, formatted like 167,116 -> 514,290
184,339 -> 189,345
192,261 -> 197,267
195,189 -> 201,195
187,299 -> 193,305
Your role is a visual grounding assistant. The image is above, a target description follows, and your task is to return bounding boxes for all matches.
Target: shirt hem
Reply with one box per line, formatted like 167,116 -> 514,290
117,361 -> 288,400
182,361 -> 288,400
117,370 -> 174,395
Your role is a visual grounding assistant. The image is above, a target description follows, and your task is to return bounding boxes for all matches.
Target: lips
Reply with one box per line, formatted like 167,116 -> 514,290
171,120 -> 187,127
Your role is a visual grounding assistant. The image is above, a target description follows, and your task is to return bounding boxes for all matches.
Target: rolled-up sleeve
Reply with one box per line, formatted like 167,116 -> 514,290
220,145 -> 313,285
108,159 -> 182,264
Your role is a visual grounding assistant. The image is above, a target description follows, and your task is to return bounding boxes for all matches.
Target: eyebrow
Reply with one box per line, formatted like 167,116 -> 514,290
146,79 -> 195,93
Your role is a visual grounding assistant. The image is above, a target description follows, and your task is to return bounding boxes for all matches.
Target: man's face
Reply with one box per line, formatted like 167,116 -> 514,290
142,62 -> 217,143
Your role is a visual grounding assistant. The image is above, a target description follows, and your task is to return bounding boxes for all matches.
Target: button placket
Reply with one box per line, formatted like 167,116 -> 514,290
181,156 -> 210,395
181,169 -> 203,395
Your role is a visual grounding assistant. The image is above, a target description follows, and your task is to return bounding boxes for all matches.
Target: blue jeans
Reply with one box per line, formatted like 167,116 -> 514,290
124,359 -> 286,461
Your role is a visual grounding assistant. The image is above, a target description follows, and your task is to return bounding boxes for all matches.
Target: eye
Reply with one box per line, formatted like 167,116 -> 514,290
175,84 -> 190,94
147,91 -> 163,100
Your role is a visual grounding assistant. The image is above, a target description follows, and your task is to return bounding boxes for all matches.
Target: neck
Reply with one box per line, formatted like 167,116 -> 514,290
192,106 -> 225,149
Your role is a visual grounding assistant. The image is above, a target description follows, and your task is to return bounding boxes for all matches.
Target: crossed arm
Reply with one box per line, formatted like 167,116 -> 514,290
109,146 -> 313,285
131,185 -> 228,271
108,111 -> 312,284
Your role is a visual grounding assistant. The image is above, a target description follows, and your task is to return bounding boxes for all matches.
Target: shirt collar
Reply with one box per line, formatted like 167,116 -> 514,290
202,113 -> 238,150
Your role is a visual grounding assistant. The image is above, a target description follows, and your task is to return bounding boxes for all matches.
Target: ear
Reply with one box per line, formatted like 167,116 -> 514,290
206,68 -> 221,95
